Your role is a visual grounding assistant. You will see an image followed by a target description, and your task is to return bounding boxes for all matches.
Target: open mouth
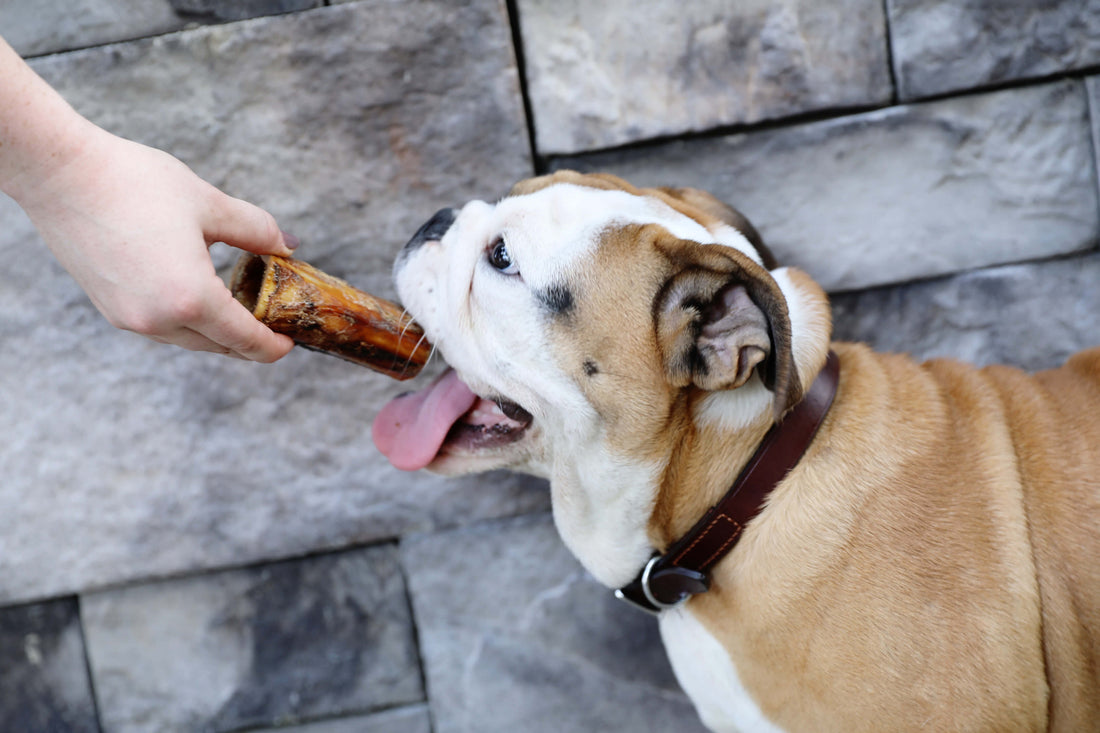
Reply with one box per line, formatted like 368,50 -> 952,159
372,368 -> 534,471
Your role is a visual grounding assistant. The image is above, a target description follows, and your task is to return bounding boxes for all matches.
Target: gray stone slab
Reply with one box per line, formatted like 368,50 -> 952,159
516,0 -> 892,155
83,545 -> 422,733
0,598 -> 99,733
888,0 -> 1100,100
1090,76 -> 1100,200
267,705 -> 432,733
401,513 -> 708,733
0,0 -> 542,607
0,0 -> 322,57
831,251 -> 1100,372
554,79 -> 1098,293
0,0 -> 185,57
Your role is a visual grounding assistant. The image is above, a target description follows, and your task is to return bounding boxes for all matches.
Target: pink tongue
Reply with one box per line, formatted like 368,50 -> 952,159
372,369 -> 479,471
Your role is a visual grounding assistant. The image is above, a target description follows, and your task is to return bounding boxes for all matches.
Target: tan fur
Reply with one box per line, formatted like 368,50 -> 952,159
692,345 -> 1058,730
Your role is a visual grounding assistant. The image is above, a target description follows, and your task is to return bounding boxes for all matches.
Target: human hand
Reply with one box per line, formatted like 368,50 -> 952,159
16,127 -> 297,362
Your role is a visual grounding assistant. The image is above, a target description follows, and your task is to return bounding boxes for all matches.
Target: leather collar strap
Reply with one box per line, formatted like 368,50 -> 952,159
615,350 -> 841,614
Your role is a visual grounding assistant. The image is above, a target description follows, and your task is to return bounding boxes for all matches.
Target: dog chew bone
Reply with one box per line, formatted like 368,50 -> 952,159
230,253 -> 431,380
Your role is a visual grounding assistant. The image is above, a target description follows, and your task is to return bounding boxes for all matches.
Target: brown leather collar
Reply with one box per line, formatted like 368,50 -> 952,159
615,350 -> 841,614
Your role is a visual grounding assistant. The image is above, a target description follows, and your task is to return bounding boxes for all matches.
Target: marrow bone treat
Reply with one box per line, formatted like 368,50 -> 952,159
230,253 -> 431,380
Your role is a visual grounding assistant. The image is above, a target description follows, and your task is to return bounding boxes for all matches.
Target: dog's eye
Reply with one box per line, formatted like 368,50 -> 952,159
487,237 -> 519,275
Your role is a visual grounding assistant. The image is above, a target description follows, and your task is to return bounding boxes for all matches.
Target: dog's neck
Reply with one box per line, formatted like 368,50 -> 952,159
650,399 -> 776,551
544,380 -> 778,589
548,440 -> 664,588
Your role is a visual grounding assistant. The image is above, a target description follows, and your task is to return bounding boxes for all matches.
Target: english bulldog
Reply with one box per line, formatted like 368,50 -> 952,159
372,171 -> 1100,732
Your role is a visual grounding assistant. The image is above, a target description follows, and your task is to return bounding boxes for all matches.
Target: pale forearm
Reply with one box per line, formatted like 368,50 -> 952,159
0,36 -> 100,207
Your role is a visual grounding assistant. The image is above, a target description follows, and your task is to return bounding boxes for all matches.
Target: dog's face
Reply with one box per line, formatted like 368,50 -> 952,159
373,171 -> 831,583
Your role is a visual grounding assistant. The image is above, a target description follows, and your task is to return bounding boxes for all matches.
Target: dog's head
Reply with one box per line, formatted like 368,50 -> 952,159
373,172 -> 831,581
374,168 -> 827,581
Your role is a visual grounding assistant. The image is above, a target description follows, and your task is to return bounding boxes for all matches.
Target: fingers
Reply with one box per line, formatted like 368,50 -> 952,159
147,316 -> 294,362
149,313 -> 294,362
191,187 -> 298,361
139,276 -> 294,362
148,328 -> 246,359
198,285 -> 296,362
202,186 -> 299,257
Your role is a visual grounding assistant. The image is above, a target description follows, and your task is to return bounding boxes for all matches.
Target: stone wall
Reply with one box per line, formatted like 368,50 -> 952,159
0,1 -> 1097,731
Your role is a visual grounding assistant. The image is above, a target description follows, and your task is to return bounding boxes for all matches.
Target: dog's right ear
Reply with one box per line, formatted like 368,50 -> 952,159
655,241 -> 802,417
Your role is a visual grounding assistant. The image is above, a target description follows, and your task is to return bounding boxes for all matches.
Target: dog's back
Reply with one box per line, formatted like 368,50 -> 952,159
983,347 -> 1100,730
850,344 -> 1100,731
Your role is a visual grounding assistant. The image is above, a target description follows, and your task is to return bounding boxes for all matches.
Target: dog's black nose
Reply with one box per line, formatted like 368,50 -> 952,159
404,208 -> 458,252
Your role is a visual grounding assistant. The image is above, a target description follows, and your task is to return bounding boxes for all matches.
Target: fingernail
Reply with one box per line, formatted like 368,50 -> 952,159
281,231 -> 300,250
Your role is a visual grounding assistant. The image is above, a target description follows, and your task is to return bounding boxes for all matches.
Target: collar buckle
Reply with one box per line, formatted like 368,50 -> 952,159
614,556 -> 709,615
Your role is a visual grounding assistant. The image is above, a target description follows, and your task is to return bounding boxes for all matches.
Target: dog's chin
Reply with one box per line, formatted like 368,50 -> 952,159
426,420 -> 543,476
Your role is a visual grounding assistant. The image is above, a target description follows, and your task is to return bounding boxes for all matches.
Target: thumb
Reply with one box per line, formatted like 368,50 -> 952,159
203,187 -> 298,256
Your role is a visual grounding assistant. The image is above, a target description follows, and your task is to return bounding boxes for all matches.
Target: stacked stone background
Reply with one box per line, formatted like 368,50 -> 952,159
0,0 -> 1097,730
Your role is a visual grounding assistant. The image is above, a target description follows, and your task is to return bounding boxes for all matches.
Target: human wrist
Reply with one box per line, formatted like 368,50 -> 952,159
0,60 -> 105,209
4,112 -> 111,215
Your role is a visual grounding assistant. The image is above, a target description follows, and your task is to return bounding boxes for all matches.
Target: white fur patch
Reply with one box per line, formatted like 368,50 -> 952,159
770,267 -> 829,385
491,184 -> 763,286
551,450 -> 661,588
694,376 -> 773,432
712,223 -> 764,266
660,607 -> 787,733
